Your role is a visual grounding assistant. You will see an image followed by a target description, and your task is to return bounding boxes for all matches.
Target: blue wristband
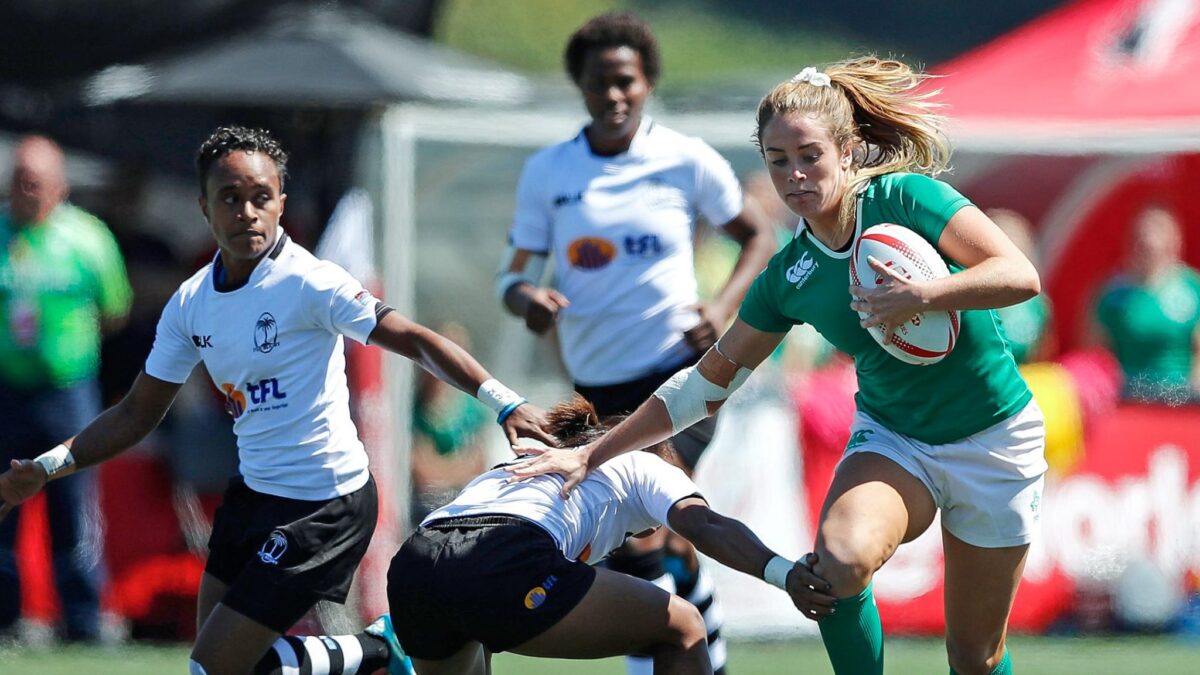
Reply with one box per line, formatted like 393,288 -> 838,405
496,399 -> 527,425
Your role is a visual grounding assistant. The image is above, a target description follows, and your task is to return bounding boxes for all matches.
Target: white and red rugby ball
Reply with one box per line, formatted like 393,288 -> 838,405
850,223 -> 960,366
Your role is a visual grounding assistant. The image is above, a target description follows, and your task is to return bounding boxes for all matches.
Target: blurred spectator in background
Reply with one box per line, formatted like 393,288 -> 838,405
0,135 -> 132,642
409,322 -> 488,526
1094,205 -> 1200,404
989,208 -> 1055,363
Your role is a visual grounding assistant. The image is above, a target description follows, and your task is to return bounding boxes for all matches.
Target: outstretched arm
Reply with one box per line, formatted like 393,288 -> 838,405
0,372 -> 180,521
367,310 -> 556,446
508,319 -> 785,493
668,497 -> 835,620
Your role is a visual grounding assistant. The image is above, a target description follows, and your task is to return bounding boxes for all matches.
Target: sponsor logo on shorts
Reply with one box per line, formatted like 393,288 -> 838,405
1030,489 -> 1041,520
258,529 -> 288,565
785,252 -> 818,288
523,574 -> 559,610
567,237 -> 616,270
846,429 -> 875,450
253,312 -> 281,353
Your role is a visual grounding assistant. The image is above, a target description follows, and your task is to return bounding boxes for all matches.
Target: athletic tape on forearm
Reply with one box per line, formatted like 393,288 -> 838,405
651,356 -> 751,435
33,444 -> 75,479
763,555 -> 795,591
478,379 -> 526,424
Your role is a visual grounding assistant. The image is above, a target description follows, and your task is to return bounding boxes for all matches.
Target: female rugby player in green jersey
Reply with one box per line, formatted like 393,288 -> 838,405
510,57 -> 1045,675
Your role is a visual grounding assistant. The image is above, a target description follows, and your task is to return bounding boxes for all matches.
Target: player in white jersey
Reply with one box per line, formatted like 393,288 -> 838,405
496,14 -> 776,672
0,126 -> 555,675
377,397 -> 833,675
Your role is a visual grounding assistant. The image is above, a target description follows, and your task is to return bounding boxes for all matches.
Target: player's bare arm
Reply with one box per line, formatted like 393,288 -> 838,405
852,206 -> 1040,332
685,209 -> 776,352
667,497 -> 836,619
0,372 -> 181,521
367,309 -> 556,446
508,319 -> 785,493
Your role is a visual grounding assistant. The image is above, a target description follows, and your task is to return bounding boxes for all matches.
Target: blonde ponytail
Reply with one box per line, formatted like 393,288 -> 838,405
754,56 -> 952,229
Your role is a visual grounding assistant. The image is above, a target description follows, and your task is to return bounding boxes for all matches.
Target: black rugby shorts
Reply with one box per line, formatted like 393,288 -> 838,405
205,474 -> 378,632
387,515 -> 596,660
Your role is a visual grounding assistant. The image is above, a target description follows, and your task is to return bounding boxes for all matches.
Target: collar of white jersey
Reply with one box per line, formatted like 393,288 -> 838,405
577,116 -> 655,161
211,229 -> 289,293
795,180 -> 869,260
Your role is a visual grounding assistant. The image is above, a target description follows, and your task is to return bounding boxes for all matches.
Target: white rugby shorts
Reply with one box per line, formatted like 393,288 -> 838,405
842,399 -> 1047,548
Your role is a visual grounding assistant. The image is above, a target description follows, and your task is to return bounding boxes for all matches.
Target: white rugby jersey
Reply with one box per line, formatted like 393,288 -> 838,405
144,233 -> 379,500
509,118 -> 743,386
423,451 -> 702,565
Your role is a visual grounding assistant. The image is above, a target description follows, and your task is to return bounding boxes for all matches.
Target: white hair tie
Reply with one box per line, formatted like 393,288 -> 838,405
791,67 -> 831,87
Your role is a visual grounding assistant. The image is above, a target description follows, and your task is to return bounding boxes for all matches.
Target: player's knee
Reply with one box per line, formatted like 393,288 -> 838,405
662,595 -> 707,650
945,637 -> 1004,675
815,528 -> 894,595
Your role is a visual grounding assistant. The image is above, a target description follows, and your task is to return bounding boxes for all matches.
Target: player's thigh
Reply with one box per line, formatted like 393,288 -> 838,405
510,567 -> 703,659
191,602 -> 280,675
412,642 -> 490,675
814,451 -> 937,592
942,527 -> 1028,672
195,572 -> 228,632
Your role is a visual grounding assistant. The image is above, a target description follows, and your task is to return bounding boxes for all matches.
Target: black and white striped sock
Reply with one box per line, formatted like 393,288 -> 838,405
686,564 -> 728,674
253,633 -> 389,675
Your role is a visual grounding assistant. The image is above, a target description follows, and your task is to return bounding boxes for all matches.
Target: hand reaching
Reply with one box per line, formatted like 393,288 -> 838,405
785,552 -> 837,621
504,446 -> 591,499
0,459 -> 50,523
501,403 -> 559,448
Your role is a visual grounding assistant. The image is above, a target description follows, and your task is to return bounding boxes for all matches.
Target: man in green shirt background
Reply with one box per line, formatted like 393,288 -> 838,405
1094,205 -> 1200,404
0,135 -> 132,642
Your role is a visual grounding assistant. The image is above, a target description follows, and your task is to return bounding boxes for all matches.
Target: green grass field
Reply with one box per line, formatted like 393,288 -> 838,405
2,636 -> 1198,674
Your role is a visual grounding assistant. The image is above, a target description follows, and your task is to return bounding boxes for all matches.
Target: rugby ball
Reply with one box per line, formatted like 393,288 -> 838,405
850,223 -> 960,366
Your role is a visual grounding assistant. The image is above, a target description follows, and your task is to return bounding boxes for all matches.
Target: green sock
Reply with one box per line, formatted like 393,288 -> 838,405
818,582 -> 884,675
949,647 -> 1012,675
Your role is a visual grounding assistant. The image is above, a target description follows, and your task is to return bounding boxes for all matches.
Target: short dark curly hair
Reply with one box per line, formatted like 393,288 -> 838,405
564,11 -> 661,86
195,125 -> 289,196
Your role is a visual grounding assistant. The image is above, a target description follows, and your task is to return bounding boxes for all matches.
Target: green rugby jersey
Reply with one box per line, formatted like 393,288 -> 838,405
0,204 -> 132,388
739,173 -> 1031,444
1095,264 -> 1200,390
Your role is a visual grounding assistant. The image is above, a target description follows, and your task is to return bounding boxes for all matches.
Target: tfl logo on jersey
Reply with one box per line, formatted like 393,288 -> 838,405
253,312 -> 280,353
220,378 -> 287,418
567,236 -> 616,270
624,234 -> 663,258
785,252 -> 818,288
247,378 -> 287,404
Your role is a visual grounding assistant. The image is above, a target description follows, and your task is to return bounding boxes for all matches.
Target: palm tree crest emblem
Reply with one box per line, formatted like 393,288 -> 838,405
253,312 -> 280,353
